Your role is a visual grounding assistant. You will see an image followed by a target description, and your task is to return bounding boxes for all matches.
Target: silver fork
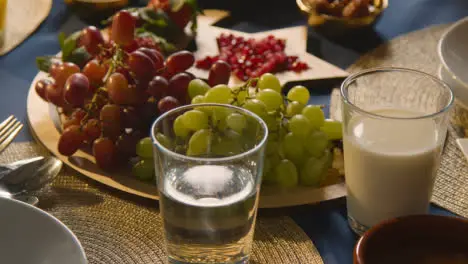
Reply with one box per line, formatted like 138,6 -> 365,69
0,115 -> 23,154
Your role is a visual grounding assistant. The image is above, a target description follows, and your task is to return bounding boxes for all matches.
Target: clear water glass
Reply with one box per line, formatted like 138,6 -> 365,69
151,104 -> 268,264
340,68 -> 453,235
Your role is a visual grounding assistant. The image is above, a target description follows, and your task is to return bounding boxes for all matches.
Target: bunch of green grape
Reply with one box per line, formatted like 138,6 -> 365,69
178,73 -> 343,188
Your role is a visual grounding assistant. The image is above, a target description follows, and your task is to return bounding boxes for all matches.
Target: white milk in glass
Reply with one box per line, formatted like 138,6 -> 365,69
344,108 -> 441,228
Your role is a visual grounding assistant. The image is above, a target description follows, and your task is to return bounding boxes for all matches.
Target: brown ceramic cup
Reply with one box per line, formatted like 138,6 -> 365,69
354,215 -> 468,264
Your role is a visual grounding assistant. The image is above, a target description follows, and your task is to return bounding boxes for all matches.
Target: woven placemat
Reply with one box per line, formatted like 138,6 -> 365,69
0,142 -> 323,264
0,0 -> 52,55
330,24 -> 468,218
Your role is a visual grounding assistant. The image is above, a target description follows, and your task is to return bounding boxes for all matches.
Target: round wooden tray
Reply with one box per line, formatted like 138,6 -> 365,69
27,70 -> 346,208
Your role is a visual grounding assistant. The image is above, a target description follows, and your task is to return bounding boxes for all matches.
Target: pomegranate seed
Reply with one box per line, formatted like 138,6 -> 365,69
196,33 -> 309,79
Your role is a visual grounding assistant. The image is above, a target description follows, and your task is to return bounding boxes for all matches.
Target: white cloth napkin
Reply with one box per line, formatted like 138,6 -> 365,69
0,0 -> 52,55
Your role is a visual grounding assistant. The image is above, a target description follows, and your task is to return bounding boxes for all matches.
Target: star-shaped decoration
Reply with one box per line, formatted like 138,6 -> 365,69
189,10 -> 349,86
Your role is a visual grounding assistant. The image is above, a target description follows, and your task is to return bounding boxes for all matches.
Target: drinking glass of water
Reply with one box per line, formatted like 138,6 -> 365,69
151,104 -> 268,264
341,67 -> 453,235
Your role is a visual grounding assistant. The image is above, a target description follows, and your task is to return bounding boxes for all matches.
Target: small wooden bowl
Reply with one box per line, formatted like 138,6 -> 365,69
297,0 -> 388,37
354,215 -> 468,264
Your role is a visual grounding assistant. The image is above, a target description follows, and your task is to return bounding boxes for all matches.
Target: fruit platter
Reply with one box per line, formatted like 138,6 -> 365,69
27,1 -> 347,208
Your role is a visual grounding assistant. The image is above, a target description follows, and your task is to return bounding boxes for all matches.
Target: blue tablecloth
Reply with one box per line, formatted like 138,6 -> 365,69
0,0 -> 465,263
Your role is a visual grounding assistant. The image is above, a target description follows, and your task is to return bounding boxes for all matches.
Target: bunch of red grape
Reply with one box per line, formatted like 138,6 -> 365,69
34,10 -> 217,174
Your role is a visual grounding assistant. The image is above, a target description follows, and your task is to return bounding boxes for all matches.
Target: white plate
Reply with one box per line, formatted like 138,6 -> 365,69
0,197 -> 86,264
438,17 -> 468,106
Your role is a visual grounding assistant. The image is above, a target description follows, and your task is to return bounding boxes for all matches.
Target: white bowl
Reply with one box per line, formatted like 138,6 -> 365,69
438,17 -> 468,130
0,197 -> 87,264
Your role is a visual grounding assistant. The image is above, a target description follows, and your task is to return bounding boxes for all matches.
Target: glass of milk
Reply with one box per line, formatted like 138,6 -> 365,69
340,67 -> 453,235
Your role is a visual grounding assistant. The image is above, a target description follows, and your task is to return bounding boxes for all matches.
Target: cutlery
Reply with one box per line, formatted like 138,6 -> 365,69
0,156 -> 45,181
0,115 -> 23,153
0,156 -> 62,206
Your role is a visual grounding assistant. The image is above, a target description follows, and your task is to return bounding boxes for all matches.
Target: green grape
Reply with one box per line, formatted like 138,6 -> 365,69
282,132 -> 304,161
264,157 -> 272,173
256,89 -> 283,111
224,129 -> 242,140
258,73 -> 281,93
188,79 -> 210,99
262,172 -> 276,185
266,139 -> 279,155
288,114 -> 312,138
287,85 -> 310,105
268,153 -> 281,167
155,133 -> 172,149
302,105 -> 325,129
174,115 -> 190,138
133,159 -> 155,181
286,150 -> 307,168
136,137 -> 153,159
187,129 -> 212,156
243,99 -> 267,118
212,106 -> 232,130
275,159 -> 299,188
320,120 -> 343,140
306,130 -> 329,157
286,101 -> 305,117
262,114 -> 279,131
181,110 -> 209,131
236,90 -> 248,104
204,84 -> 232,104
300,156 -> 327,186
212,137 -> 242,156
191,95 -> 205,104
226,113 -> 247,133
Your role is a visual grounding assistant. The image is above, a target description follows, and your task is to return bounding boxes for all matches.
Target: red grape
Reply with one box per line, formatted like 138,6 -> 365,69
82,60 -> 106,87
100,104 -> 120,124
157,96 -> 180,114
138,99 -> 158,123
167,4 -> 193,30
64,73 -> 90,107
55,62 -> 80,88
45,82 -> 65,107
147,76 -> 168,99
63,118 -> 80,130
58,125 -> 85,156
116,132 -> 141,159
106,73 -> 137,105
71,108 -> 87,121
168,72 -> 192,102
165,51 -> 195,74
49,61 -> 62,79
93,137 -> 116,169
111,10 -> 135,46
80,26 -> 104,56
121,107 -> 141,129
128,50 -> 156,82
138,47 -> 164,71
63,108 -> 86,130
35,79 -> 52,101
208,60 -> 231,86
100,104 -> 121,140
83,118 -> 101,143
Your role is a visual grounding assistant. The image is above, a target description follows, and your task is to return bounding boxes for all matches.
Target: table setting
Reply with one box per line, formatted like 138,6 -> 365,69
1,0 -> 468,263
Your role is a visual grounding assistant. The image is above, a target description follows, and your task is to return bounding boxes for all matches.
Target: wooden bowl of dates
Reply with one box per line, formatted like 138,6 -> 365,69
297,0 -> 388,37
